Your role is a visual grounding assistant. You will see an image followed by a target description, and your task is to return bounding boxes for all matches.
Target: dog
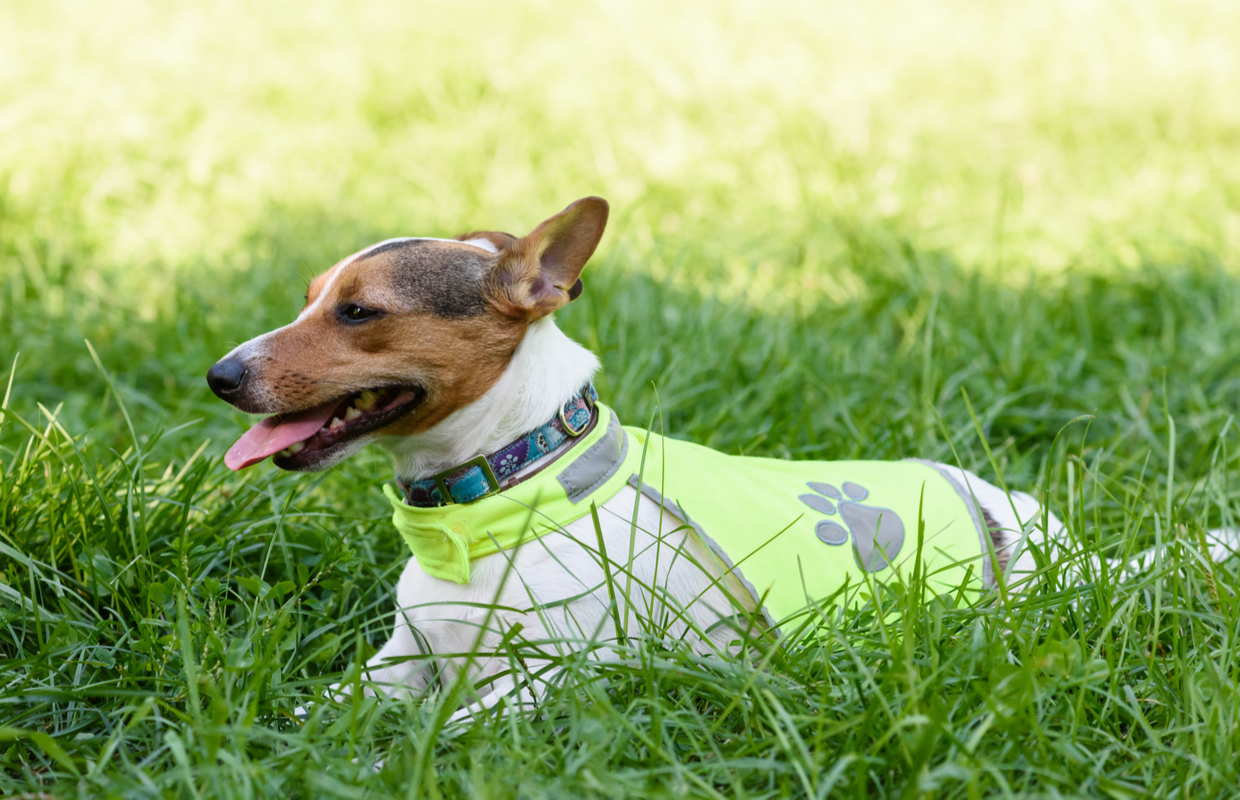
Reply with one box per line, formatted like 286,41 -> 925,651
207,197 -> 1237,716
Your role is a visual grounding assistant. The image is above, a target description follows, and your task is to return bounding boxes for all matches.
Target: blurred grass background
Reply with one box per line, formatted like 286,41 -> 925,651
4,0 -> 1240,795
2,0 -> 1238,460
4,0 -> 1240,399
4,0 -> 1240,444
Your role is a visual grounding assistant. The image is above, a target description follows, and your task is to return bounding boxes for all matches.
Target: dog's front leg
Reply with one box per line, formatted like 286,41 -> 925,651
355,603 -> 436,699
446,674 -> 542,724
351,555 -> 537,703
324,557 -> 447,706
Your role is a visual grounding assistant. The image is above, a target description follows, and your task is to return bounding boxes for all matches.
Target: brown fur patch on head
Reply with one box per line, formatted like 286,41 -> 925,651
246,238 -> 517,421
352,239 -> 494,319
302,263 -> 340,313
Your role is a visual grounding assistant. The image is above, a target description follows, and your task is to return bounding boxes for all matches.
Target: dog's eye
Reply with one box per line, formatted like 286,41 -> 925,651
339,303 -> 379,324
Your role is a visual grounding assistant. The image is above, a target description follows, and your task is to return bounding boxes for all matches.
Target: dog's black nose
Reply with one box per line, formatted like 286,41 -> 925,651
206,358 -> 247,398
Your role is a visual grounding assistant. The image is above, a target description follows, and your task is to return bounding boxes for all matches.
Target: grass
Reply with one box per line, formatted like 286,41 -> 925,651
3,0 -> 1240,795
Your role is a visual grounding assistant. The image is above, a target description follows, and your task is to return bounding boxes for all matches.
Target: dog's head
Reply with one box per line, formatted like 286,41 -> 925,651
207,197 -> 608,472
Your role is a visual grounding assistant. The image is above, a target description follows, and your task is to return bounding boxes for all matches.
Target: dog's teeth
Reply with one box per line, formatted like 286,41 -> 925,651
344,406 -> 362,421
329,416 -> 345,430
288,442 -> 305,454
278,448 -> 291,458
355,390 -> 377,411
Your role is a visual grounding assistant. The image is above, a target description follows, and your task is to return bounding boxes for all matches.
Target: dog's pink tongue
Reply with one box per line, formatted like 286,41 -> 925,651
224,400 -> 338,471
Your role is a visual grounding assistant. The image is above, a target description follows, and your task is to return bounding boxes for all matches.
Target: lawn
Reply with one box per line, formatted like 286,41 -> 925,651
3,0 -> 1240,796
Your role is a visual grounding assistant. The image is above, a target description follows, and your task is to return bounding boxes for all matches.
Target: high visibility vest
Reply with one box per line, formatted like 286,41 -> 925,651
386,404 -> 989,623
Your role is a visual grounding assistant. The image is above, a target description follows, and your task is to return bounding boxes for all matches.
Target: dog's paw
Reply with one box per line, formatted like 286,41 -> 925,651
798,481 -> 906,572
288,682 -> 355,721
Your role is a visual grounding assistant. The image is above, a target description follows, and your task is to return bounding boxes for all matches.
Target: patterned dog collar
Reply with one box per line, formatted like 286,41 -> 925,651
396,383 -> 598,507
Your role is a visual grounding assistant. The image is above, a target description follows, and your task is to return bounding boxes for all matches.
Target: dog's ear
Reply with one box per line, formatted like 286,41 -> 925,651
486,197 -> 609,319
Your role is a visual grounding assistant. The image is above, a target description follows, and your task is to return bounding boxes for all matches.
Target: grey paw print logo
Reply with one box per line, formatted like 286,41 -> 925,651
798,482 -> 906,573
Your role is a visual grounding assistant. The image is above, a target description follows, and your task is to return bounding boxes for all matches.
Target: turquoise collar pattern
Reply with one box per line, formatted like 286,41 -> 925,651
396,383 -> 598,507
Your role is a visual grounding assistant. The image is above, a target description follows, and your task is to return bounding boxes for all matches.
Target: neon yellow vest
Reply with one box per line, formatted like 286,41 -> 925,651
386,404 -> 990,622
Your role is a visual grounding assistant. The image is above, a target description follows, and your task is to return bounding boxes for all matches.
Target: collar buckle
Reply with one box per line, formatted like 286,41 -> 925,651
559,405 -> 588,437
559,389 -> 594,437
433,455 -> 501,505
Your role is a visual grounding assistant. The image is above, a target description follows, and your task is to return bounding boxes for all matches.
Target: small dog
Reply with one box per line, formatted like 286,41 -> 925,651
206,198 -> 1232,714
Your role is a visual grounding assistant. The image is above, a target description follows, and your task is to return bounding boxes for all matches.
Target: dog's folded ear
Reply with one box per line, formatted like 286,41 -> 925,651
486,197 -> 609,319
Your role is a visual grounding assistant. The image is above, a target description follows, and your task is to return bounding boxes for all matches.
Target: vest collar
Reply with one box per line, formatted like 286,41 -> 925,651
384,403 -> 634,584
395,383 -> 598,507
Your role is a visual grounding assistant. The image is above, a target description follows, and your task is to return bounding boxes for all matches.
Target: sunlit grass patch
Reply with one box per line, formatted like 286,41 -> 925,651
3,0 -> 1239,310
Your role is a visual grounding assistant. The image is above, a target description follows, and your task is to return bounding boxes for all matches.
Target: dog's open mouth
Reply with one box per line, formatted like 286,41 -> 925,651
224,386 -> 426,471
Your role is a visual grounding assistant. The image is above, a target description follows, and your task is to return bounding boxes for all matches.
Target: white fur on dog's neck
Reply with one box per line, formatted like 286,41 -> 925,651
377,316 -> 600,480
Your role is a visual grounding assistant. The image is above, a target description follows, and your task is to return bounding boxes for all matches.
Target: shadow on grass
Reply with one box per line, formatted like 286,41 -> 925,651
3,216 -> 1240,796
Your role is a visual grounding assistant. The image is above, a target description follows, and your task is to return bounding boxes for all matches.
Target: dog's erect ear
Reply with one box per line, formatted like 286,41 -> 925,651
486,197 -> 609,319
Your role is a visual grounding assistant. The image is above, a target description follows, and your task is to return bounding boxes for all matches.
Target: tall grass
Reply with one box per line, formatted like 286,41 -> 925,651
3,0 -> 1240,796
